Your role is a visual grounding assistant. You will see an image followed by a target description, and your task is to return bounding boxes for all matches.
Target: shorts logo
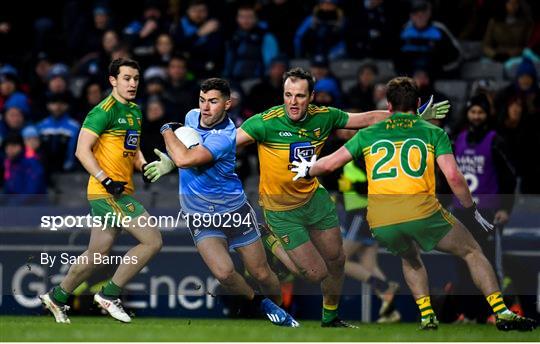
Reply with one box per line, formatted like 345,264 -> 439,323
124,130 -> 139,150
289,141 -> 315,163
280,235 -> 290,245
125,202 -> 135,212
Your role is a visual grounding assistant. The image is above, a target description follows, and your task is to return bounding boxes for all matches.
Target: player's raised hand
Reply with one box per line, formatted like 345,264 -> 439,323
417,95 -> 451,120
291,155 -> 317,181
143,149 -> 176,183
464,202 -> 494,232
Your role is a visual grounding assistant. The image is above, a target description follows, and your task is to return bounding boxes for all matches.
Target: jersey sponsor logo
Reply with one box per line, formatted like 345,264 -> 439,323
289,141 -> 315,163
279,131 -> 293,137
124,130 -> 139,150
118,118 -> 127,124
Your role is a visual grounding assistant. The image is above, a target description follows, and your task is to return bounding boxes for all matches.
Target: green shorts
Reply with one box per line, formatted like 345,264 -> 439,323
264,187 -> 339,250
372,208 -> 455,255
89,194 -> 146,228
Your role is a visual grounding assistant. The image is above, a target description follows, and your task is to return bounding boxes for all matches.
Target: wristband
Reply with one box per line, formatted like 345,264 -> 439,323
95,170 -> 105,179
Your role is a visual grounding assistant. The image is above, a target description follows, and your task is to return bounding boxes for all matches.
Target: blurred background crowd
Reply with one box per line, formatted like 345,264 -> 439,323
0,0 -> 539,199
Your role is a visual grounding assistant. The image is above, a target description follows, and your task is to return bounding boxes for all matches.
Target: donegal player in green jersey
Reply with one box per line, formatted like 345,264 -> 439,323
237,68 -> 449,327
293,77 -> 537,332
40,58 -> 163,324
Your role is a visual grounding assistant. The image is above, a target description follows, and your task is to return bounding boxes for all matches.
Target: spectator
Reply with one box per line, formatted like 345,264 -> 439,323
123,0 -> 170,58
313,77 -> 342,107
498,96 -> 540,194
40,63 -> 75,119
396,0 -> 463,77
495,57 -> 539,117
294,0 -> 346,60
28,52 -> 53,115
0,105 -> 26,144
72,5 -> 115,58
345,63 -> 378,111
145,33 -> 175,69
482,0 -> 533,62
224,5 -> 279,81
309,54 -> 341,88
75,79 -> 104,122
171,0 -> 224,78
345,0 -> 400,59
140,96 -> 168,162
245,56 -> 288,115
143,67 -> 167,98
0,69 -> 30,118
36,92 -> 80,173
162,55 -> 198,119
22,125 -> 42,160
259,0 -> 305,57
451,93 -> 516,323
2,133 -> 47,203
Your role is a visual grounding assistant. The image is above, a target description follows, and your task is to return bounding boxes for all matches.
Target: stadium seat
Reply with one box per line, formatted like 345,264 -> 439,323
341,79 -> 357,93
434,80 -> 469,102
374,60 -> 396,82
460,61 -> 504,80
240,78 -> 261,95
330,59 -> 363,80
459,40 -> 483,61
289,58 -> 311,71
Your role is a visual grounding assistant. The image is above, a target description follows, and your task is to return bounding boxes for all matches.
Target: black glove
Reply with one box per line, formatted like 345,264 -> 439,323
141,163 -> 152,184
160,122 -> 183,134
463,202 -> 494,232
101,178 -> 127,196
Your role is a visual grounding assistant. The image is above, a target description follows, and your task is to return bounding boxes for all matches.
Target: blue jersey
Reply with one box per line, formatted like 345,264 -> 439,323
179,109 -> 247,214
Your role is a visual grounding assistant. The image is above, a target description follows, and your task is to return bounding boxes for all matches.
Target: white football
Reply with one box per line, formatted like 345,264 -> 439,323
174,126 -> 202,149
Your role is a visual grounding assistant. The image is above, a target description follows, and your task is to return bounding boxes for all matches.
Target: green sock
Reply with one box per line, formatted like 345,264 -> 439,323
322,304 -> 338,323
52,286 -> 70,304
102,280 -> 122,298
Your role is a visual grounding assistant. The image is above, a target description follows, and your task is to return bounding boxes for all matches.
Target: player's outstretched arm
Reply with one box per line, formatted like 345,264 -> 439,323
291,146 -> 353,181
236,128 -> 256,148
344,110 -> 391,129
162,128 -> 213,168
436,154 -> 473,208
436,154 -> 493,231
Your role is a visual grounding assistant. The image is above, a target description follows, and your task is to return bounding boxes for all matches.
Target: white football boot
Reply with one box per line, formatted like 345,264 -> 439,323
94,292 -> 132,323
39,293 -> 71,324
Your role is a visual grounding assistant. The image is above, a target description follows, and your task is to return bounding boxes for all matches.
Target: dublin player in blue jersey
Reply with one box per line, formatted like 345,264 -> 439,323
144,78 -> 298,327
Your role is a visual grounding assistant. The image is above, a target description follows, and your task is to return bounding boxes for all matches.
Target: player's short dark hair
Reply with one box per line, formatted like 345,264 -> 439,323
386,77 -> 419,112
200,78 -> 231,98
188,0 -> 207,8
283,67 -> 316,94
108,58 -> 140,78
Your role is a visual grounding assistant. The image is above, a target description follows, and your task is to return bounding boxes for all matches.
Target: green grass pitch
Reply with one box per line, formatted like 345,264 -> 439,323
0,316 -> 537,342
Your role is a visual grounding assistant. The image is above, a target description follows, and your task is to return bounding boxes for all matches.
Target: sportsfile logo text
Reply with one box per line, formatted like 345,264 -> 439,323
40,212 -> 183,231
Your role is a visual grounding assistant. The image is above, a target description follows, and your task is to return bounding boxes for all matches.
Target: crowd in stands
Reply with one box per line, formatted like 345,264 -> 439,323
1,0 -> 539,201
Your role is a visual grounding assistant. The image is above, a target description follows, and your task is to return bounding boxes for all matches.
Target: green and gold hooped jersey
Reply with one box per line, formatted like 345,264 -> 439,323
241,104 -> 349,211
81,94 -> 142,199
344,112 -> 453,228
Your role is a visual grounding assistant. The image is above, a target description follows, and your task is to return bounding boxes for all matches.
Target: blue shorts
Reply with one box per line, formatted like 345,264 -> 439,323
184,202 -> 261,250
339,207 -> 376,246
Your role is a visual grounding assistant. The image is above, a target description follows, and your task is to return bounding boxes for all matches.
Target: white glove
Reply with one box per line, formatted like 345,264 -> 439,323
417,95 -> 451,120
143,149 -> 176,183
291,155 -> 317,181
